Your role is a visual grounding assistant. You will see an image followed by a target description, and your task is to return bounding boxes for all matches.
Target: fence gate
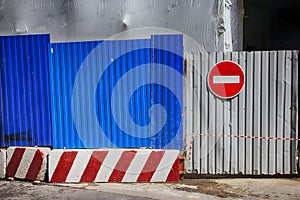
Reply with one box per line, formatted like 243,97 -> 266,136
185,51 -> 299,175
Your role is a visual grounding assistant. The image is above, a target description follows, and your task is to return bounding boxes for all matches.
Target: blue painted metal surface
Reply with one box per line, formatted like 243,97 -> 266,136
0,34 -> 52,147
49,41 -> 101,148
151,35 -> 183,149
49,35 -> 183,149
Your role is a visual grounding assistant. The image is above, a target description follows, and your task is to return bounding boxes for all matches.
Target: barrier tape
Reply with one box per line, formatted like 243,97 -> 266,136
187,133 -> 299,161
189,133 -> 300,141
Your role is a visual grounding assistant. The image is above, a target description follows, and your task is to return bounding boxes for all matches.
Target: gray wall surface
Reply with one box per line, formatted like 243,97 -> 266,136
0,0 -> 243,52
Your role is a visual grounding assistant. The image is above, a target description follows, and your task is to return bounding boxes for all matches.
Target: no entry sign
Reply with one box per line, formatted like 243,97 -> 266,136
207,61 -> 245,99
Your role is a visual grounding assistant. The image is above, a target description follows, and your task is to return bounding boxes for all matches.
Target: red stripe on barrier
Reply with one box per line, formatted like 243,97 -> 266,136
50,152 -> 78,182
166,156 -> 179,182
108,150 -> 136,182
137,151 -> 165,182
25,150 -> 44,180
7,148 -> 26,177
80,151 -> 109,182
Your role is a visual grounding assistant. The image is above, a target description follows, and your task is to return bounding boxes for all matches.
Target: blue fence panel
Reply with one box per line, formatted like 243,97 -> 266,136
49,41 -> 101,148
151,35 -> 183,149
49,35 -> 183,149
0,34 -> 52,147
50,40 -> 152,148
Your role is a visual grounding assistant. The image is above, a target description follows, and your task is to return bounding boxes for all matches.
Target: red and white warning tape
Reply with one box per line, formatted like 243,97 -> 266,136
189,133 -> 300,141
187,133 -> 299,162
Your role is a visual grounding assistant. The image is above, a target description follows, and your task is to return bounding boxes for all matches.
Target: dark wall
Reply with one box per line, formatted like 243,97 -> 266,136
244,0 -> 300,50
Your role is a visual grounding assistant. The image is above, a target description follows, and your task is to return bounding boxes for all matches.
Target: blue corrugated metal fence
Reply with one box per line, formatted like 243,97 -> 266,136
0,34 -> 52,147
0,34 -> 183,149
151,35 -> 183,149
49,35 -> 183,149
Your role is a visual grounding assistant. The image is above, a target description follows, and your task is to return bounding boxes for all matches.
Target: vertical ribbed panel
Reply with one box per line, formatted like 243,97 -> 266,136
186,50 -> 299,175
151,35 -> 183,149
50,35 -> 183,149
0,34 -> 52,147
49,41 -> 101,148
94,39 -> 152,148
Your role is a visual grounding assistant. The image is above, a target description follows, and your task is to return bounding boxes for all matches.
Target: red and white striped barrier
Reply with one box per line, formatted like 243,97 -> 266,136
7,147 -> 50,181
0,149 -> 6,179
49,149 -> 179,183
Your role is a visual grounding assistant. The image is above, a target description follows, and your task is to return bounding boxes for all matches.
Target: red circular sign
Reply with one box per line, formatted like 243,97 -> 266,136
207,61 -> 245,99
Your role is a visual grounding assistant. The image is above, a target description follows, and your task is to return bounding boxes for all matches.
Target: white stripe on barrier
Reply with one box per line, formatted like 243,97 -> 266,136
15,149 -> 35,179
95,149 -> 123,182
0,150 -> 6,179
7,148 -> 13,165
151,150 -> 178,182
48,150 -> 63,180
122,150 -> 151,182
66,150 -> 91,182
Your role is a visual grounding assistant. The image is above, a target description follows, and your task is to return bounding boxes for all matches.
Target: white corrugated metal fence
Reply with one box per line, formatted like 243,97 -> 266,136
184,51 -> 299,175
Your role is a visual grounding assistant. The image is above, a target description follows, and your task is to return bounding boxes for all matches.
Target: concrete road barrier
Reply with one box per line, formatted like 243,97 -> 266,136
7,147 -> 51,181
49,149 -> 179,183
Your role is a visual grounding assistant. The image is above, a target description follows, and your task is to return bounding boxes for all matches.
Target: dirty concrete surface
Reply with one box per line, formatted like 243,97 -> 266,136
0,180 -> 153,200
1,178 -> 300,199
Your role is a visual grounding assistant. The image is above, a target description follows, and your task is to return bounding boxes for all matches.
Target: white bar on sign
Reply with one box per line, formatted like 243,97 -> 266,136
213,76 -> 240,84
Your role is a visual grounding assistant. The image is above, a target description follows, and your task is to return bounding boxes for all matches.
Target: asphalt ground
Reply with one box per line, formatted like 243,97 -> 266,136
1,178 -> 300,199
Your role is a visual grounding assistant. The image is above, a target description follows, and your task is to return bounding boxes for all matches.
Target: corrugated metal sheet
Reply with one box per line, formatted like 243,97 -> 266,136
0,34 -> 52,147
49,41 -> 101,148
151,34 -> 183,149
185,50 -> 299,175
49,35 -> 183,149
